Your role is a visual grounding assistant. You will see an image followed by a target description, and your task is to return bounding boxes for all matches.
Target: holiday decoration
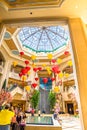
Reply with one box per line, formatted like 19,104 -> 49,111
64,73 -> 69,78
21,68 -> 28,75
67,60 -> 73,66
43,78 -> 48,84
58,72 -> 63,79
64,51 -> 69,55
25,66 -> 31,71
54,86 -> 60,93
57,58 -> 62,64
32,63 -> 36,68
13,61 -> 18,67
47,53 -> 53,60
31,55 -> 36,61
48,70 -> 52,75
51,59 -> 56,63
51,77 -> 55,82
37,67 -> 42,71
33,68 -> 38,72
32,83 -> 37,88
42,64 -> 46,67
25,86 -> 31,92
20,51 -> 24,56
22,75 -> 27,81
25,60 -> 29,65
19,72 -> 23,78
52,65 -> 59,73
35,77 -> 39,81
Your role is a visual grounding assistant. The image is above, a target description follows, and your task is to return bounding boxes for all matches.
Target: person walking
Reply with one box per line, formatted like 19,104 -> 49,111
16,112 -> 22,130
0,104 -> 14,130
11,114 -> 17,130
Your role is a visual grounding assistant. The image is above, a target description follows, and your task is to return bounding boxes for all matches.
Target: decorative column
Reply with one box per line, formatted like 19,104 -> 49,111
69,18 -> 87,130
0,59 -> 12,89
0,23 -> 6,46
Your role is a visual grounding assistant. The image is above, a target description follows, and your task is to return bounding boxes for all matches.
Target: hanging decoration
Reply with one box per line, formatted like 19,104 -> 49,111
20,51 -> 24,56
48,70 -> 52,75
37,67 -> 42,71
35,77 -> 39,81
13,61 -> 18,67
25,86 -> 31,92
32,63 -> 36,68
32,83 -> 37,88
51,77 -> 55,82
27,71 -> 30,76
21,68 -> 28,75
51,59 -> 56,64
64,51 -> 69,55
57,58 -> 62,64
64,73 -> 69,78
58,72 -> 63,79
19,72 -> 23,78
33,67 -> 38,72
46,66 -> 51,71
43,78 -> 48,84
52,65 -> 60,74
42,64 -> 46,67
25,60 -> 29,65
67,60 -> 73,66
31,55 -> 36,61
54,86 -> 60,93
22,75 -> 27,81
47,53 -> 53,60
17,43 -> 72,109
25,66 -> 31,71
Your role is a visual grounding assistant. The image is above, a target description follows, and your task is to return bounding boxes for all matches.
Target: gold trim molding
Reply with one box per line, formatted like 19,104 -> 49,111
0,0 -> 65,10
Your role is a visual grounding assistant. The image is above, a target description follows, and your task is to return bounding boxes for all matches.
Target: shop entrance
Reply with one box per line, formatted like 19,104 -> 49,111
65,101 -> 74,114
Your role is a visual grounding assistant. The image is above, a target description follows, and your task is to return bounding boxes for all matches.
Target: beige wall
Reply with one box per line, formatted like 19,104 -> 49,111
69,18 -> 87,130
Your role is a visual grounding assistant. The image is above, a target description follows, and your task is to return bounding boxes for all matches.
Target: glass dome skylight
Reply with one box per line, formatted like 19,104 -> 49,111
17,25 -> 69,53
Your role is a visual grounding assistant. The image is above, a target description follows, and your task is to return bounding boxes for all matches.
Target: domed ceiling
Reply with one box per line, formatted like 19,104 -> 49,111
17,25 -> 69,53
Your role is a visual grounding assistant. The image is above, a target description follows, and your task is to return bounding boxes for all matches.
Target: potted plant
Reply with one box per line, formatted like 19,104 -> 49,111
48,91 -> 56,113
30,90 -> 40,110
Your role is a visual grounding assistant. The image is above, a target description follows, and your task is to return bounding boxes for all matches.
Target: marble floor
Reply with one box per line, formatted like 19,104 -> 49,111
59,116 -> 82,130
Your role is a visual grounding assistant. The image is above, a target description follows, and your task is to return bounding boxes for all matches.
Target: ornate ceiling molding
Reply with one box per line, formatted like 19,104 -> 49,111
1,0 -> 66,10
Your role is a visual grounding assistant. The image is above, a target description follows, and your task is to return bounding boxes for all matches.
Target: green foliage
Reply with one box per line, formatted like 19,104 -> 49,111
30,90 -> 40,109
2,79 -> 6,90
48,91 -> 56,111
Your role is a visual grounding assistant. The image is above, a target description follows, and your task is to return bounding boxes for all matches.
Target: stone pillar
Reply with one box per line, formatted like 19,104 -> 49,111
0,60 -> 11,89
0,23 -> 6,46
68,18 -> 87,130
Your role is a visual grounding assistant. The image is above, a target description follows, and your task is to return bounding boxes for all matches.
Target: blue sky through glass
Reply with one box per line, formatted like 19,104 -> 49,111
17,25 -> 69,53
40,78 -> 52,91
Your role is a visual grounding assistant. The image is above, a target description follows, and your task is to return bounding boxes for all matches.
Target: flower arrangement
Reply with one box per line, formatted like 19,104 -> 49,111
0,89 -> 12,106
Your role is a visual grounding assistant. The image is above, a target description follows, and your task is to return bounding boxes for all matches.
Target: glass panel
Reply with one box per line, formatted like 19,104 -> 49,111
17,25 -> 69,53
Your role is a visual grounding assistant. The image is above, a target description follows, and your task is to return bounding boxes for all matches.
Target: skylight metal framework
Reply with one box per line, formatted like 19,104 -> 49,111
18,25 -> 68,53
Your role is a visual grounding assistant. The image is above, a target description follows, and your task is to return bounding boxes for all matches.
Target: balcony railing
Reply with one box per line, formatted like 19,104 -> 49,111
63,73 -> 74,81
9,72 -> 20,80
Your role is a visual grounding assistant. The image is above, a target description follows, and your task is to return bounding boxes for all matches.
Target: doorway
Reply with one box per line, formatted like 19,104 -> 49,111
67,102 -> 74,114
